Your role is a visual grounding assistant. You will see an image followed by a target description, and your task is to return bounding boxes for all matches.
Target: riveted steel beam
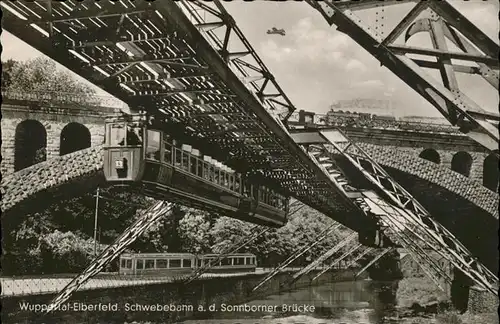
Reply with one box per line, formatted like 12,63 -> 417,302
306,0 -> 499,153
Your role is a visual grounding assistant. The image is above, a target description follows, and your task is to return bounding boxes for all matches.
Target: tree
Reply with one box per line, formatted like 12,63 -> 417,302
2,57 -> 97,103
1,59 -> 16,89
39,230 -> 96,273
178,209 -> 211,254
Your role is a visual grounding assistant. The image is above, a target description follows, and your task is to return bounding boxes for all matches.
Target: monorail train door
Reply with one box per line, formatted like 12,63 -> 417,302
103,115 -> 146,182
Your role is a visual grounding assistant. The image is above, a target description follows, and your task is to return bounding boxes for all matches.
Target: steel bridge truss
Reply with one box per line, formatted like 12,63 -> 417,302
45,201 -> 173,314
305,0 -> 499,153
252,222 -> 344,291
282,231 -> 358,286
312,243 -> 363,281
292,129 -> 498,295
177,0 -> 297,120
355,247 -> 393,278
1,0 -> 378,234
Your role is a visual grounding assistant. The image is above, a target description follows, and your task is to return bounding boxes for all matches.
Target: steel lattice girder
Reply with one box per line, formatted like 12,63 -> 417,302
1,0 -> 376,232
288,232 -> 358,284
296,128 -> 498,295
312,243 -> 364,281
253,222 -> 343,291
46,201 -> 173,314
305,0 -> 499,153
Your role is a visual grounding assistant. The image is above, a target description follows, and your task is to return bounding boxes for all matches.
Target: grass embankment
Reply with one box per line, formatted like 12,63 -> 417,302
394,311 -> 498,324
397,276 -> 448,308
394,277 -> 498,323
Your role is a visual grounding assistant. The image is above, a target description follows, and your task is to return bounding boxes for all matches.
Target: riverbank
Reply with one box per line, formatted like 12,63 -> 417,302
397,276 -> 449,308
388,311 -> 498,324
390,276 -> 498,324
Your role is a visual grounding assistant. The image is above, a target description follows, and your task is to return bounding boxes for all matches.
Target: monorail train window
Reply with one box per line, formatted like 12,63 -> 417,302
203,162 -> 210,180
182,151 -> 189,171
208,165 -> 215,182
262,187 -> 268,204
175,147 -> 182,168
224,173 -> 230,189
121,125 -> 143,146
213,168 -> 219,184
163,134 -> 173,163
170,259 -> 181,268
252,186 -> 259,200
234,257 -> 245,265
145,259 -> 155,269
197,158 -> 203,177
137,259 -> 144,269
146,130 -> 161,160
156,259 -> 168,269
184,259 -> 192,268
190,156 -> 197,175
271,192 -> 278,207
235,176 -> 241,193
108,123 -> 125,146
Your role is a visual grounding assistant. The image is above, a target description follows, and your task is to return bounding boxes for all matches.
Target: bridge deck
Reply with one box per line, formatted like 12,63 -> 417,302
0,267 -> 316,297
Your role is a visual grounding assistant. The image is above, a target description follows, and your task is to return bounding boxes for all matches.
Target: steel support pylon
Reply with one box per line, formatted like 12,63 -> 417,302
252,222 -> 343,291
45,201 -> 173,314
305,0 -> 499,153
285,232 -> 358,285
292,128 -> 498,295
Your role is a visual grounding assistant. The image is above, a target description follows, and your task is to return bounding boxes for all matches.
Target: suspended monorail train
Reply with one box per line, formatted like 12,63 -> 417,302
103,114 -> 290,227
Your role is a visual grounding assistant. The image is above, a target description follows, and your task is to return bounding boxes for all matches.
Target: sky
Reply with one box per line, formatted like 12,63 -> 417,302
1,0 -> 498,117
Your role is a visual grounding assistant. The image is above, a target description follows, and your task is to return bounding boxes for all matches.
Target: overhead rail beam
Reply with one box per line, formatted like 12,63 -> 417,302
182,0 -> 298,121
1,0 -> 376,233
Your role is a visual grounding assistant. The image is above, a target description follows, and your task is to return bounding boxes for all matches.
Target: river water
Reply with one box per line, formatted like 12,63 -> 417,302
180,279 -> 399,324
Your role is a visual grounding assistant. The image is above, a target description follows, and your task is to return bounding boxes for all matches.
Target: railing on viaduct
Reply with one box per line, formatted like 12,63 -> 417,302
1,90 -> 128,110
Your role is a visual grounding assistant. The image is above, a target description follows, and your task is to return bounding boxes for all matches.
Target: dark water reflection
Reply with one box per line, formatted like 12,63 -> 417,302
181,279 -> 399,324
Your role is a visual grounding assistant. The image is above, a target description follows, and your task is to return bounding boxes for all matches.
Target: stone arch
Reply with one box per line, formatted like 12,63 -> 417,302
60,122 -> 91,155
483,153 -> 499,192
14,120 -> 47,171
451,151 -> 473,177
419,148 -> 440,164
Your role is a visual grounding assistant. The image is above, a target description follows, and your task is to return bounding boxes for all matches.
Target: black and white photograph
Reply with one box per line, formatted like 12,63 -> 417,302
1,1 -> 498,323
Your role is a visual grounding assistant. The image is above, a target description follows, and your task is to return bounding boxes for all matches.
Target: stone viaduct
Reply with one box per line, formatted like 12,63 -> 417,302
2,95 -> 499,194
1,92 -> 121,176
